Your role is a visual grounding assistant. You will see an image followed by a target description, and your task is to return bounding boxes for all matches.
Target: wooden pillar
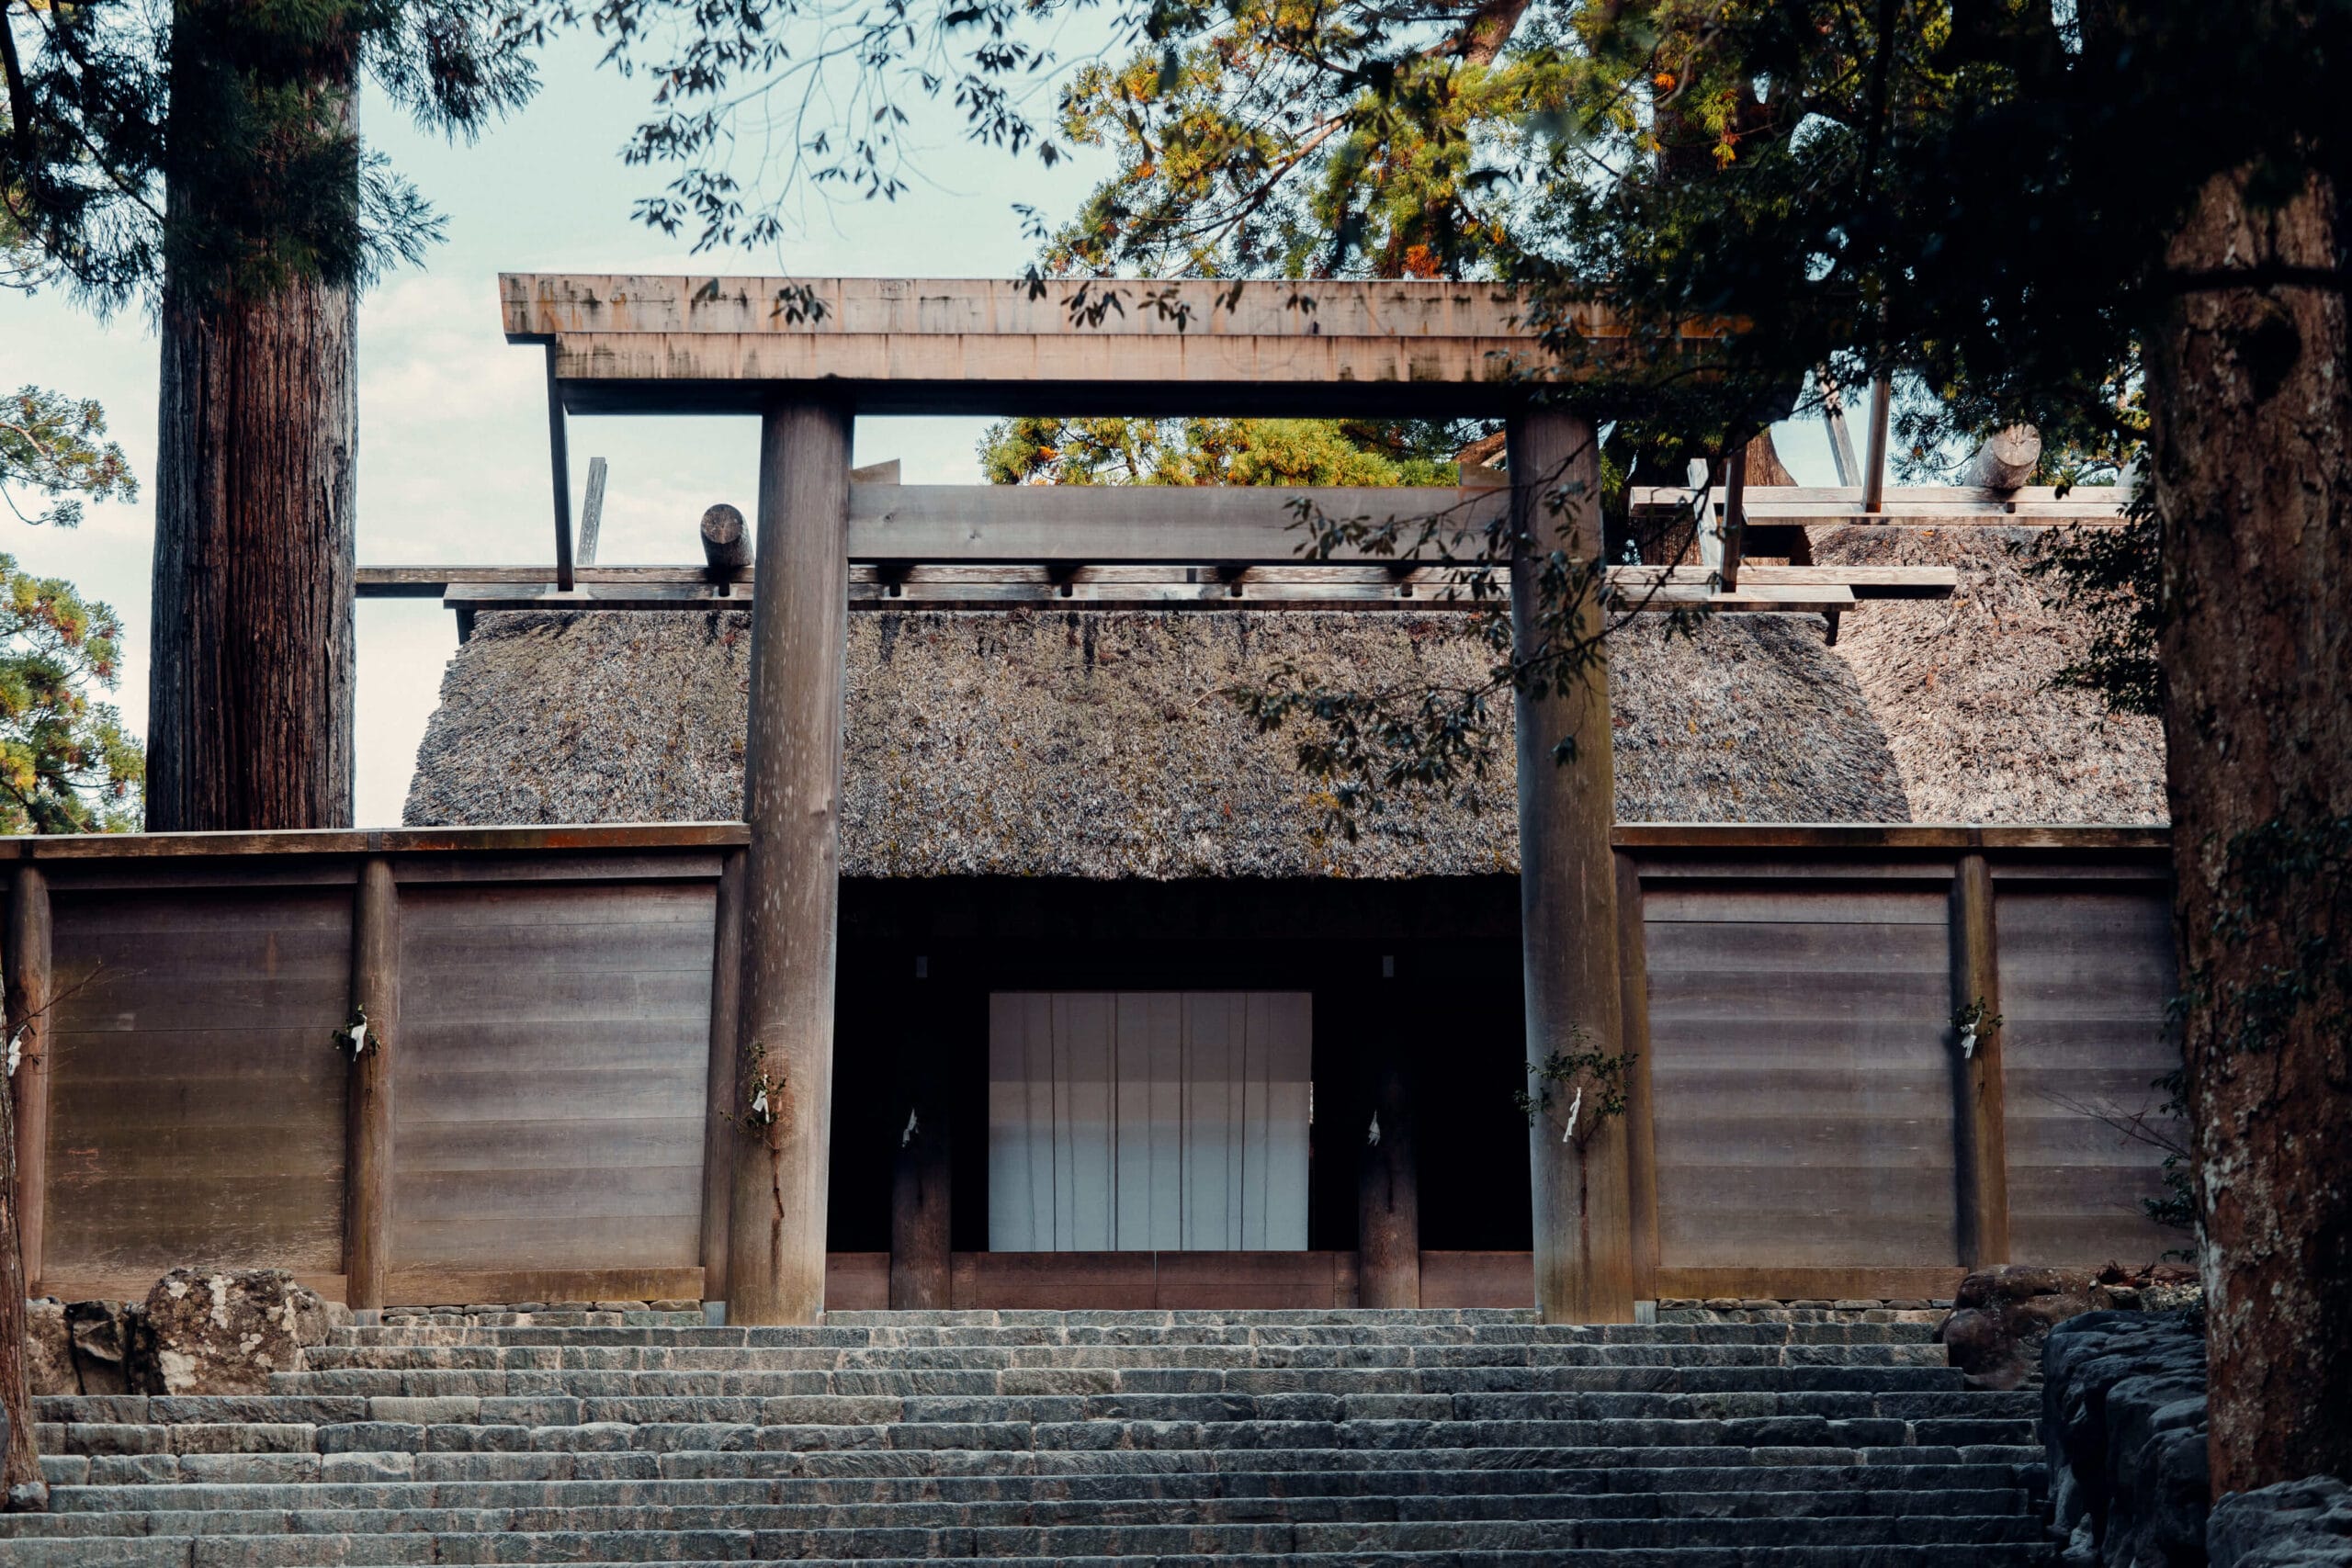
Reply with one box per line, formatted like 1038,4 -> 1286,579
1355,981 -> 1420,1307
344,857 -> 398,1312
727,395 -> 854,1325
1614,851 -> 1660,1301
1951,852 -> 2011,1269
889,955 -> 951,1310
1509,407 -> 1634,1324
700,848 -> 747,1303
6,866 -> 52,1293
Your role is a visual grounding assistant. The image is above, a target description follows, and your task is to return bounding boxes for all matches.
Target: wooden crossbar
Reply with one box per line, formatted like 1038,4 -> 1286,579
1633,483 -> 2131,523
365,562 -> 1958,616
503,276 -> 1726,416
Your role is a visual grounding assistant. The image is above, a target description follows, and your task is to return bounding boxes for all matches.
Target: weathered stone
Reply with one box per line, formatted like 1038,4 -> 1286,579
139,1269 -> 350,1396
65,1299 -> 144,1395
24,1299 -> 76,1395
2041,1309 -> 2210,1565
2211,1476 -> 2352,1567
1938,1265 -> 2114,1391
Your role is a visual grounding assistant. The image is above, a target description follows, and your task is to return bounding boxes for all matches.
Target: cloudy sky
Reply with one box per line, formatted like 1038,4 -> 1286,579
3,30 -> 1837,826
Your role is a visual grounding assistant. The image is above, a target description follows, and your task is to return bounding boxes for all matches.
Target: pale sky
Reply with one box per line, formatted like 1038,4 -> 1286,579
1,30 -> 1837,826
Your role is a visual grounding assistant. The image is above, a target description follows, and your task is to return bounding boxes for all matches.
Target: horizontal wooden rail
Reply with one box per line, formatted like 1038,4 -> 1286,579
1633,483 -> 2131,525
3,821 -> 2166,861
503,276 -> 1727,416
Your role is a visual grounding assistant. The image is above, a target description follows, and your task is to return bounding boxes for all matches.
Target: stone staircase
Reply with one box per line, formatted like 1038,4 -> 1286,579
7,1307 -> 2055,1565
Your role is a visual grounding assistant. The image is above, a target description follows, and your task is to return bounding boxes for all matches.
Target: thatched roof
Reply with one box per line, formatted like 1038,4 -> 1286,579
1811,526 -> 2166,825
402,531 -> 2166,875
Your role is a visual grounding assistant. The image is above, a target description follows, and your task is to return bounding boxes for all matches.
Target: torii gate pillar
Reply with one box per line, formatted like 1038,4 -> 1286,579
1510,407 -> 1637,1324
727,394 -> 854,1324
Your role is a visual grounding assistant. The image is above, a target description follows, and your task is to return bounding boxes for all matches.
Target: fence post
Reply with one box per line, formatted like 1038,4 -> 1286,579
345,857 -> 399,1313
6,865 -> 51,1293
1356,963 -> 1420,1308
1951,852 -> 2010,1269
1510,406 -> 1634,1324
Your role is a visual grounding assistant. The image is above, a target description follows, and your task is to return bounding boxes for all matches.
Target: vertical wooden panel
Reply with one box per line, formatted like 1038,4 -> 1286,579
1256,993 -> 1312,1251
729,394 -> 854,1324
344,858 -> 398,1311
699,848 -> 745,1302
1645,884 -> 1960,1267
1114,994 -> 1183,1250
6,867 -> 51,1290
1951,853 -> 2011,1268
1997,884 -> 2181,1265
393,883 -> 710,1276
1510,407 -> 1633,1323
1615,852 -> 1660,1300
43,888 -> 350,1281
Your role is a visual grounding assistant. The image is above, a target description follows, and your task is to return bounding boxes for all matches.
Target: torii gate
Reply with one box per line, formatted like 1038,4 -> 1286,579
495,275 -> 1741,1325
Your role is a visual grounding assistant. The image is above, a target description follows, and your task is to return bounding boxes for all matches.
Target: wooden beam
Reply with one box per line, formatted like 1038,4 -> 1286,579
382,1267 -> 703,1307
701,504 -> 751,580
1357,957 -> 1420,1309
0,822 -> 748,862
501,276 -> 1724,417
1818,369 -> 1862,487
5,866 -> 51,1292
1614,851 -> 1660,1302
578,457 -> 608,567
1655,1265 -> 1968,1302
1861,376 -> 1892,514
727,395 -> 854,1325
545,344 -> 576,594
698,847 -> 745,1303
1960,425 -> 2041,491
1611,822 -> 2171,852
1633,484 -> 2131,523
344,858 -> 399,1312
438,565 -> 1871,615
1717,448 -> 1747,592
1510,408 -> 1634,1325
1951,852 -> 2011,1269
888,953 -> 951,1311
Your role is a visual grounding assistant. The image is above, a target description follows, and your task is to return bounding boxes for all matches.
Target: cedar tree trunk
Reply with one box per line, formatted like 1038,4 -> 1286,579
0,1035 -> 38,1507
147,276 -> 357,829
2148,166 -> 2352,1498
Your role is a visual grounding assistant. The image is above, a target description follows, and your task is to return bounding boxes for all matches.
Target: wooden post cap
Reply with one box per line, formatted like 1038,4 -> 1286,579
701,504 -> 752,570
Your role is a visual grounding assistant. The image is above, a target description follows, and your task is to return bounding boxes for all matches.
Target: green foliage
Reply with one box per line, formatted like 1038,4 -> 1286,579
2,0 -> 537,306
0,552 -> 143,833
1,386 -> 136,528
1515,1034 -> 1634,1145
978,415 -> 1467,486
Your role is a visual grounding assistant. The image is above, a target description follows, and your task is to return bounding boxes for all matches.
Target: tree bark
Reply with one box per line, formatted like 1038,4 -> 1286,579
147,273 -> 357,829
2148,165 -> 2352,1499
1,874 -> 41,1507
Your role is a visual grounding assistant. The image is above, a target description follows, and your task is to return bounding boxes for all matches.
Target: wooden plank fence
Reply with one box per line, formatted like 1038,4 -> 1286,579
2,824 -> 2180,1308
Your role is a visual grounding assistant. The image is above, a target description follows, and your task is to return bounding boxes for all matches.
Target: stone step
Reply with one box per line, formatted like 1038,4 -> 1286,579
39,1440 -> 2046,1490
40,1387 -> 2031,1434
37,1461 -> 2036,1511
332,1323 -> 1939,1348
0,1483 -> 2043,1537
36,1410 -> 2040,1462
0,1510 -> 2053,1564
0,1543 -> 2057,1568
297,1342 -> 1958,1372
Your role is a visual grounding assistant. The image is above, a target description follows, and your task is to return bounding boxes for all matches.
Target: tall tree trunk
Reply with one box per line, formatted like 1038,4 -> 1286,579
2148,166 -> 2352,1499
1,1021 -> 40,1507
147,277 -> 357,829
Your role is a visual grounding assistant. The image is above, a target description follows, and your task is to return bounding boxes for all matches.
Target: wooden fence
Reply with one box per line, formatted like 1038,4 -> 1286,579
2,823 -> 2178,1309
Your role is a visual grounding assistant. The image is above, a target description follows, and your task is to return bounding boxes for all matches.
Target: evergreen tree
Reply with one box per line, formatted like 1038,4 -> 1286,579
2,0 -> 536,829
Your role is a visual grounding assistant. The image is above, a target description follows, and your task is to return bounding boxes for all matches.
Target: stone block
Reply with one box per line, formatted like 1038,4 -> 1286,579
141,1269 -> 348,1395
2212,1475 -> 2352,1568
